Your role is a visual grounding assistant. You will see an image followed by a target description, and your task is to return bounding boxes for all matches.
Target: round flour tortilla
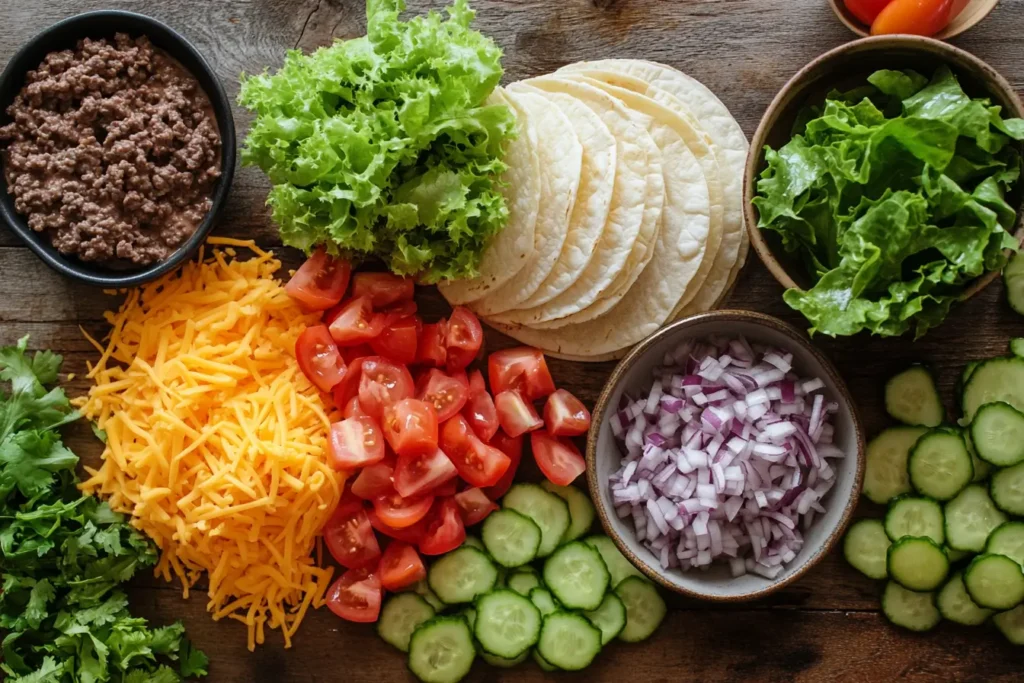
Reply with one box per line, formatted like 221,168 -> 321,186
494,77 -> 649,326
469,90 -> 583,316
437,88 -> 540,304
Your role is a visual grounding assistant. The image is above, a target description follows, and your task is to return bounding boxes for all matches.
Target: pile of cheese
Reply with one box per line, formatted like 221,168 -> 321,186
78,238 -> 343,651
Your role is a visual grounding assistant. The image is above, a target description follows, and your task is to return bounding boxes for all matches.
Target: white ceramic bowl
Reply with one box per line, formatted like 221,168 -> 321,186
585,310 -> 865,600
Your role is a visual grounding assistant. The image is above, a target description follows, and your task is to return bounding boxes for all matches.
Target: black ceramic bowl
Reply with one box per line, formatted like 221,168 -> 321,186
0,10 -> 236,287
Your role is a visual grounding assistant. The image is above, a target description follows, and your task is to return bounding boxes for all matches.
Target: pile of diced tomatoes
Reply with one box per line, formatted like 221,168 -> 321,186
285,252 -> 593,623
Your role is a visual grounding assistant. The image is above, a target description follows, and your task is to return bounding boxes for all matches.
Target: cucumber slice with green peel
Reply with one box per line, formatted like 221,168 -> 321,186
990,462 -> 1024,516
541,481 -> 595,542
863,426 -> 928,504
542,541 -> 611,610
908,428 -> 973,501
884,495 -> 944,545
986,522 -> 1024,567
536,612 -> 603,671
1011,338 -> 1024,358
936,571 -> 993,625
408,616 -> 477,683
379,593 -> 436,653
584,535 -> 643,588
428,547 -> 498,605
528,587 -> 559,617
461,535 -> 486,552
473,589 -> 542,660
615,576 -> 667,642
970,402 -> 1024,467
962,357 -> 1024,423
481,509 -> 542,568
843,519 -> 891,580
967,434 -> 992,482
506,568 -> 542,597
481,650 -> 529,668
882,581 -> 940,632
887,537 -> 949,591
410,579 -> 445,611
532,649 -> 558,671
458,607 -> 476,632
993,604 -> 1024,645
957,361 -> 981,401
1006,251 -> 1024,316
502,484 -> 571,558
963,553 -> 1024,610
885,366 -> 944,427
583,592 -> 627,645
944,485 -> 1007,552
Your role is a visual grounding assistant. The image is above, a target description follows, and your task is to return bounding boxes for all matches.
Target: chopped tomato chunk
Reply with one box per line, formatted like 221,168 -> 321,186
484,431 -> 523,500
324,507 -> 380,569
446,306 -> 483,372
494,390 -> 544,438
393,448 -> 458,499
417,369 -> 468,422
329,416 -> 385,471
328,296 -> 386,346
544,389 -> 592,437
370,315 -> 420,365
350,456 -> 395,500
453,488 -> 497,526
350,272 -> 415,307
368,508 -> 429,545
373,488 -> 434,529
420,498 -> 466,556
532,430 -> 586,486
379,542 -> 427,591
382,398 -> 438,458
326,567 -> 382,623
463,389 -> 498,442
488,347 -> 555,400
358,356 -> 415,421
295,325 -> 347,392
285,250 -> 351,311
343,396 -> 371,419
416,320 -> 448,367
439,415 -> 511,488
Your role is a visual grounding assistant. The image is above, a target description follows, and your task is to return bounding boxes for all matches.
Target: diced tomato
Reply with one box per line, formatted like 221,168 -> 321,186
871,0 -> 963,35
531,430 -> 586,487
544,389 -> 592,437
332,358 -> 365,410
432,479 -> 458,497
494,390 -> 544,438
416,320 -> 448,367
449,369 -> 469,389
463,390 -> 498,443
368,508 -> 429,545
357,356 -> 415,421
420,498 -> 466,556
378,542 -> 427,591
339,344 -> 374,363
335,485 -> 366,518
453,488 -> 497,526
483,431 -> 523,500
488,347 -> 555,400
393,448 -> 458,499
285,250 -> 351,311
843,0 -> 893,23
382,398 -> 439,458
350,272 -> 415,308
324,508 -> 381,569
417,369 -> 468,422
446,307 -> 483,372
326,567 -> 382,623
370,315 -> 420,365
329,416 -> 386,471
468,370 -> 487,395
350,456 -> 395,500
439,415 -> 511,488
373,488 -> 434,529
343,396 -> 371,419
295,325 -> 347,392
381,300 -> 418,320
328,296 -> 386,346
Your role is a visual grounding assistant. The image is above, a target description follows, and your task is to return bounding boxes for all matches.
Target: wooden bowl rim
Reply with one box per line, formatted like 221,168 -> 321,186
827,0 -> 1001,40
584,309 -> 867,601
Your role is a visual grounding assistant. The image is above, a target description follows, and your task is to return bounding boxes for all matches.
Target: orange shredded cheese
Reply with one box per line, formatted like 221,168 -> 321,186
77,238 -> 343,651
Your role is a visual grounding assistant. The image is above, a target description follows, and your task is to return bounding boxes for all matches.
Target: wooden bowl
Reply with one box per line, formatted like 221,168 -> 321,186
828,0 -> 1000,40
585,310 -> 866,601
744,35 -> 1024,301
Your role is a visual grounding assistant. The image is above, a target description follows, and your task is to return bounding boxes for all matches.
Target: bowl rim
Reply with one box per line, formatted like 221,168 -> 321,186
742,34 -> 1024,299
585,308 -> 866,601
827,0 -> 1001,41
0,9 -> 237,288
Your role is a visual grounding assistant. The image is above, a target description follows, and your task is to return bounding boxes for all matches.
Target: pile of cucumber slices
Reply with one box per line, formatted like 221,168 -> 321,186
377,482 -> 668,682
844,343 -> 1024,645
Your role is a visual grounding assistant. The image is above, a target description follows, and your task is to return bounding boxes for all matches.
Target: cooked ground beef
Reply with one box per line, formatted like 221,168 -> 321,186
0,34 -> 221,266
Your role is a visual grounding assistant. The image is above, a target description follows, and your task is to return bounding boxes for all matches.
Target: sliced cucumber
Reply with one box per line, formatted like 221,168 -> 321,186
541,481 -> 596,543
970,402 -> 1024,467
532,649 -> 558,671
502,484 -> 571,558
1011,338 -> 1024,358
506,568 -> 542,597
993,604 -> 1024,645
584,535 -> 643,588
458,607 -> 476,632
885,366 -> 944,427
410,579 -> 445,611
615,576 -> 667,642
481,509 -> 542,568
884,495 -> 944,545
986,521 -> 1024,567
1006,250 -> 1024,316
542,541 -> 611,610
408,616 -> 476,683
863,426 -> 928,504
583,592 -> 627,645
944,484 -> 1008,552
946,547 -> 971,564
528,587 -> 559,617
428,547 -> 498,605
957,361 -> 981,403
967,434 -> 992,482
480,650 -> 529,668
887,537 -> 949,592
936,571 -> 993,625
881,581 -> 940,632
908,428 -> 973,501
473,589 -> 542,660
962,357 -> 1024,423
536,612 -> 603,671
843,519 -> 891,580
379,593 -> 436,653
990,461 -> 1024,516
963,553 -> 1024,610
461,535 -> 486,552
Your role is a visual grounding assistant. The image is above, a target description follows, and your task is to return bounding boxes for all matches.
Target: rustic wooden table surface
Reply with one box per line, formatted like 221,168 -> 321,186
3,0 -> 1024,681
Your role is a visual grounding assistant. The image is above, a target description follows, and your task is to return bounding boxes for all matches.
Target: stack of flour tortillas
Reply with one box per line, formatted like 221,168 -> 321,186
438,59 -> 749,362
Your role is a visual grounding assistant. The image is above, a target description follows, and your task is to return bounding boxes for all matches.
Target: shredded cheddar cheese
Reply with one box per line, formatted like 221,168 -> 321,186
77,238 -> 343,651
